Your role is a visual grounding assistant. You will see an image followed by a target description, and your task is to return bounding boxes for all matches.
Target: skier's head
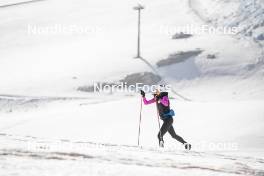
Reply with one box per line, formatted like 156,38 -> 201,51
155,84 -> 167,94
155,89 -> 160,95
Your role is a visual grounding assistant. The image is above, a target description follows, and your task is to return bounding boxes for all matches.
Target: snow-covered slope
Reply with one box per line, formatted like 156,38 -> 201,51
1,96 -> 264,148
189,0 -> 264,59
1,133 -> 264,176
0,0 -> 263,98
0,0 -> 264,175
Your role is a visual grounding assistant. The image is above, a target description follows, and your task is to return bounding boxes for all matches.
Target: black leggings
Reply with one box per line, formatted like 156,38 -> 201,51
158,118 -> 186,144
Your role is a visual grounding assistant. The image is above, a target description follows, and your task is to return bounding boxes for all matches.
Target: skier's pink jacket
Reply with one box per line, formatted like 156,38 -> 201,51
143,96 -> 169,106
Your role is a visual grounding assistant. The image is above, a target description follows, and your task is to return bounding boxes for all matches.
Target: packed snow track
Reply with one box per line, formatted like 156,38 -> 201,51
0,133 -> 264,176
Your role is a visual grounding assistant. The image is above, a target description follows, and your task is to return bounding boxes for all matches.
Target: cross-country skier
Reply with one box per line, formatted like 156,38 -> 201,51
140,89 -> 191,150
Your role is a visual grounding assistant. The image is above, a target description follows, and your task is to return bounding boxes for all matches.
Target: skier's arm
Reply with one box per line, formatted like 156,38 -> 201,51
159,96 -> 169,106
143,97 -> 155,105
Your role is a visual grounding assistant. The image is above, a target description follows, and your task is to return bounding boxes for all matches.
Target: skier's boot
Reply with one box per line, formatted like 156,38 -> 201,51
184,143 -> 191,150
159,140 -> 164,148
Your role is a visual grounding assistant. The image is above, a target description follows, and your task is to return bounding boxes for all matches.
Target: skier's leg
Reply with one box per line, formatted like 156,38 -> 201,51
168,125 -> 187,144
168,125 -> 191,150
157,118 -> 173,142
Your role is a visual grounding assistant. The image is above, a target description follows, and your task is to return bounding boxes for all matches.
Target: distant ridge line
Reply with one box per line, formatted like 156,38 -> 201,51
0,0 -> 45,8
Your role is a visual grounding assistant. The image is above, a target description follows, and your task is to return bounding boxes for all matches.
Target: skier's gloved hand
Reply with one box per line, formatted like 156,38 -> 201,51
154,94 -> 161,101
140,90 -> 145,97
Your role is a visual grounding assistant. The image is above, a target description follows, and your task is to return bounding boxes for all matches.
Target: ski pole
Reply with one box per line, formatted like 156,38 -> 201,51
137,98 -> 143,146
155,100 -> 161,141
